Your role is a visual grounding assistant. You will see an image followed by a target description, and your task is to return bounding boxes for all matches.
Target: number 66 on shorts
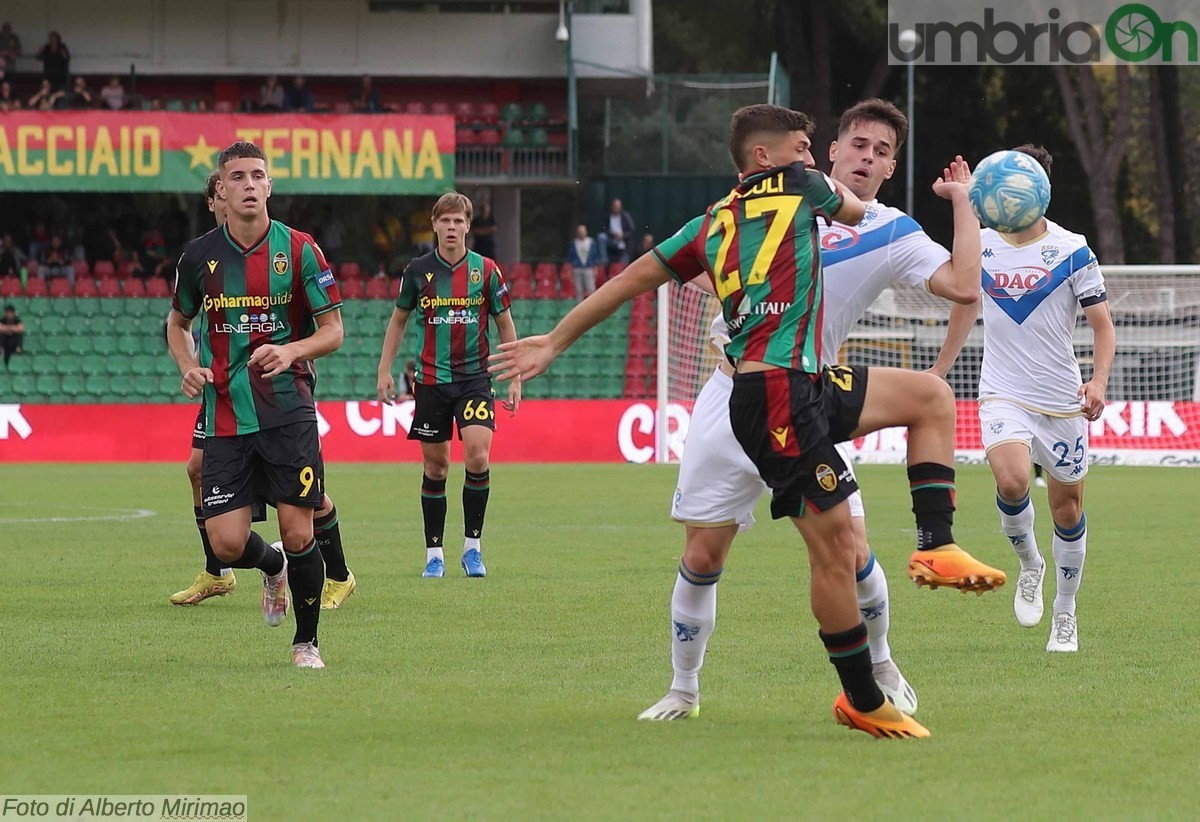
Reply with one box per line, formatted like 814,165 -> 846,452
407,376 -> 497,442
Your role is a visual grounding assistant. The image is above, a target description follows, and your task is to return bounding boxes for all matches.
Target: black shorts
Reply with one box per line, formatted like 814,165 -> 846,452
201,421 -> 324,519
408,377 -> 496,442
192,401 -> 268,522
728,366 -> 867,519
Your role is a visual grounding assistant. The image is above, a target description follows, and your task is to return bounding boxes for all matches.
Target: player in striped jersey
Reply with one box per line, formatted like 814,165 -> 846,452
377,192 -> 520,579
932,146 -> 1115,653
170,171 -> 356,612
493,104 -> 996,738
168,141 -> 344,669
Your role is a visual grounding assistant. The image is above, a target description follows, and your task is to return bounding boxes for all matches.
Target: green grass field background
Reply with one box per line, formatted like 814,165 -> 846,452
1,463 -> 1196,819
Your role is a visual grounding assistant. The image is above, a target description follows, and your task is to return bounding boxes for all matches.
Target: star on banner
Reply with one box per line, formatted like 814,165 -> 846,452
183,136 -> 220,170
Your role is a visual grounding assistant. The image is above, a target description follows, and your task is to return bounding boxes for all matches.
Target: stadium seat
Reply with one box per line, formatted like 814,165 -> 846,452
10,374 -> 36,398
60,374 -> 85,397
24,261 -> 39,279
109,375 -> 135,396
42,336 -> 69,356
0,276 -> 20,297
509,277 -> 534,300
364,278 -> 388,300
128,355 -> 157,376
533,278 -> 557,300
503,128 -> 525,147
338,262 -> 362,281
628,335 -> 653,357
478,102 -> 501,123
74,279 -> 98,298
117,337 -> 142,356
49,279 -> 73,298
35,374 -> 60,396
500,102 -> 522,122
456,127 -> 480,146
476,129 -> 502,147
528,128 -> 549,148
93,260 -> 116,280
404,101 -> 427,115
122,278 -> 147,297
340,279 -> 364,300
23,278 -> 47,297
97,279 -> 121,298
117,261 -> 139,280
524,102 -> 548,124
67,336 -> 93,356
145,278 -> 171,297
39,315 -> 66,335
133,374 -> 159,398
84,374 -> 109,396
453,101 -> 476,122
72,260 -> 91,282
429,101 -> 451,116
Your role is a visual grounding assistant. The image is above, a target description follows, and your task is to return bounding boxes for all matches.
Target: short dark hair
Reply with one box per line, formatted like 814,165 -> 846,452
728,105 -> 815,170
432,191 -> 473,222
837,99 -> 909,153
1013,144 -> 1053,180
218,141 -> 267,172
204,170 -> 220,201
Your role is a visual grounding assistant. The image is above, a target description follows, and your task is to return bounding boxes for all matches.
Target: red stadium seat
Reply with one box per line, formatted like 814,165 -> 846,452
404,101 -> 427,115
534,262 -> 557,283
24,277 -> 47,297
339,278 -> 363,300
456,128 -> 480,146
389,278 -> 401,299
333,101 -> 353,114
122,278 -> 147,297
72,260 -> 91,282
476,129 -> 502,146
429,101 -> 451,116
93,260 -> 116,280
49,278 -> 73,298
558,276 -> 576,300
628,334 -> 653,357
97,278 -> 121,298
628,315 -> 653,337
478,102 -> 500,123
0,276 -> 21,297
145,278 -> 171,298
509,277 -> 534,299
74,278 -> 98,297
338,261 -> 362,281
364,278 -> 388,300
117,261 -> 139,280
533,277 -> 557,299
507,262 -> 532,286
213,100 -> 235,113
454,101 -> 476,122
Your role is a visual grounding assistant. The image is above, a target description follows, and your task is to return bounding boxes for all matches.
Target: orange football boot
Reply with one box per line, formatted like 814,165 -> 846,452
908,544 -> 1006,594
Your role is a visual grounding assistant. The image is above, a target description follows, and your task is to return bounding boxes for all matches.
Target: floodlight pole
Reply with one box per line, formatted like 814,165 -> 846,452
905,59 -> 915,217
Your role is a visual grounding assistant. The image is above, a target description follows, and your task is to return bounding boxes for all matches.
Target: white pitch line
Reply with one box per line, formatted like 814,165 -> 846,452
0,507 -> 158,524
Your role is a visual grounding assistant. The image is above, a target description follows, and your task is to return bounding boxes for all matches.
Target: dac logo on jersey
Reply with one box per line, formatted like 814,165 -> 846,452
469,267 -> 482,284
984,266 -> 1051,300
272,252 -> 289,276
1040,245 -> 1061,266
820,224 -> 859,251
206,260 -> 219,274
815,464 -> 838,492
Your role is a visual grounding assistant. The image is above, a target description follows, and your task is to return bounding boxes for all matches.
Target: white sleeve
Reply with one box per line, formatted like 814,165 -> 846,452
1070,245 -> 1105,301
887,229 -> 951,290
709,315 -> 731,356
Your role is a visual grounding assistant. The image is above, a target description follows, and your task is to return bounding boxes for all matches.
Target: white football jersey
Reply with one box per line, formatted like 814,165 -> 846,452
817,201 -> 950,366
978,219 -> 1106,415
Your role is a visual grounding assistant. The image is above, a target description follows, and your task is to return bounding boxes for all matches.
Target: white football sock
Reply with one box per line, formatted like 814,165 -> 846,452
1052,513 -> 1087,614
669,563 -> 720,695
998,490 -> 1041,571
426,546 -> 444,563
463,537 -> 481,553
856,552 -> 891,664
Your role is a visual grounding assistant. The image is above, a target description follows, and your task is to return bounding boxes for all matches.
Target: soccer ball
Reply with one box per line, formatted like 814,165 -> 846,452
968,150 -> 1051,233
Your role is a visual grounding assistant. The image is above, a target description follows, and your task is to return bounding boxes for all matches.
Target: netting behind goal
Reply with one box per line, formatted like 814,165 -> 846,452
660,267 -> 1200,465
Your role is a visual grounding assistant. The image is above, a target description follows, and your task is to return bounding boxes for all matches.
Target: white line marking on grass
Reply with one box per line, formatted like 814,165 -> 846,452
0,505 -> 157,524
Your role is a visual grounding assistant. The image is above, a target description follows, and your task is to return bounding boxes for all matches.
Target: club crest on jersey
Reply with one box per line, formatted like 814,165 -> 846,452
470,267 -> 482,284
820,224 -> 859,251
984,266 -> 1050,300
859,205 -> 880,225
815,464 -> 838,492
206,260 -> 218,274
272,252 -> 289,276
1040,245 -> 1061,266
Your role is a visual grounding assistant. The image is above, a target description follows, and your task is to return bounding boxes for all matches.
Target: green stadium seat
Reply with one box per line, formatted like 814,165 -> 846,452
35,374 -> 59,396
503,128 -> 525,148
11,374 -> 36,397
7,355 -> 35,374
126,355 -> 156,375
528,128 -> 549,148
79,355 -> 106,376
74,298 -> 100,318
67,336 -> 92,356
166,99 -> 186,112
84,374 -> 110,396
92,336 -> 119,356
500,102 -> 522,122
39,315 -> 67,335
104,356 -> 130,375
60,374 -> 85,397
133,374 -> 158,398
23,298 -> 50,317
322,374 -> 353,398
43,336 -> 69,356
117,337 -> 142,356
158,375 -> 180,396
525,102 -> 548,123
109,375 -> 135,396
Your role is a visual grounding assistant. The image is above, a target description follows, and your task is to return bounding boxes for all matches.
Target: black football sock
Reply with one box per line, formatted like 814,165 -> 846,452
462,469 -> 490,543
287,540 -> 324,646
908,462 -> 957,550
195,505 -> 223,577
421,474 -> 447,550
229,530 -> 284,576
314,504 -> 349,582
820,623 -> 884,712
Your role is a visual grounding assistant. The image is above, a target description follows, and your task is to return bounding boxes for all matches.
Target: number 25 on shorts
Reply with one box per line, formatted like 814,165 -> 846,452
462,400 -> 492,422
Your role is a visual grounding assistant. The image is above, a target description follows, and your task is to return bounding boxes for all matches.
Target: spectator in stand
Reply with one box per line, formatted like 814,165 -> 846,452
141,228 -> 168,277
40,234 -> 73,286
0,79 -> 20,111
0,22 -> 22,74
100,75 -> 125,110
35,31 -> 70,91
52,75 -> 93,110
470,201 -> 497,258
258,75 -> 284,111
566,224 -> 601,301
195,98 -> 209,112
601,198 -> 635,264
354,75 -> 381,113
0,304 -> 24,367
28,79 -> 54,110
28,221 -> 49,262
285,75 -> 314,112
397,359 -> 417,401
0,234 -> 26,277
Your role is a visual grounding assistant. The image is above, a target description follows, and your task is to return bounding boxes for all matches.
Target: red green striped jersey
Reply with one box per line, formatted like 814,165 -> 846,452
653,163 -> 843,373
396,249 -> 511,384
172,220 -> 342,437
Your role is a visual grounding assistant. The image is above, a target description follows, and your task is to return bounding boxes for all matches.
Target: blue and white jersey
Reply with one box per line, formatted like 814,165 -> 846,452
817,201 -> 950,366
978,219 -> 1107,416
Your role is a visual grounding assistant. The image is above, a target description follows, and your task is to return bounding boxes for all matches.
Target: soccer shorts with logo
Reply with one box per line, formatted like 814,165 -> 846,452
194,400 -> 268,522
728,367 -> 866,519
201,421 -> 325,518
979,399 -> 1089,484
408,376 -> 496,442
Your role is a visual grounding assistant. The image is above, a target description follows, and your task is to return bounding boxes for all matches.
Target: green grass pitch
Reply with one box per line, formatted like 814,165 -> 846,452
1,462 -> 1196,819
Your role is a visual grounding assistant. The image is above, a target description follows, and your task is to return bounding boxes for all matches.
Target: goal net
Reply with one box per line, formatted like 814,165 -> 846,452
659,266 -> 1200,466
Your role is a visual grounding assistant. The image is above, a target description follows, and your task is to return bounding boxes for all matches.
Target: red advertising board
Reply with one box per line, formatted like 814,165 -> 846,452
2,400 -> 1199,466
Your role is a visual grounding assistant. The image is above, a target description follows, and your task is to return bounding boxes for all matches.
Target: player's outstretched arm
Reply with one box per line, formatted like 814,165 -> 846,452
929,299 -> 980,379
165,308 -> 211,398
1079,301 -> 1115,421
493,310 -> 522,415
830,178 -> 866,226
929,155 -> 982,305
250,308 -> 344,379
490,253 -> 672,382
376,307 -> 410,404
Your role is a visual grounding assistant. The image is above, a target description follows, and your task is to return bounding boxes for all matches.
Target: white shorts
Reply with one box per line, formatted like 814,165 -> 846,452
979,399 -> 1089,484
671,367 -> 864,527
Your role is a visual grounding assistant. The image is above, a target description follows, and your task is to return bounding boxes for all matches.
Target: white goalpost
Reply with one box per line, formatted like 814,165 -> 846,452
656,266 -> 1200,466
